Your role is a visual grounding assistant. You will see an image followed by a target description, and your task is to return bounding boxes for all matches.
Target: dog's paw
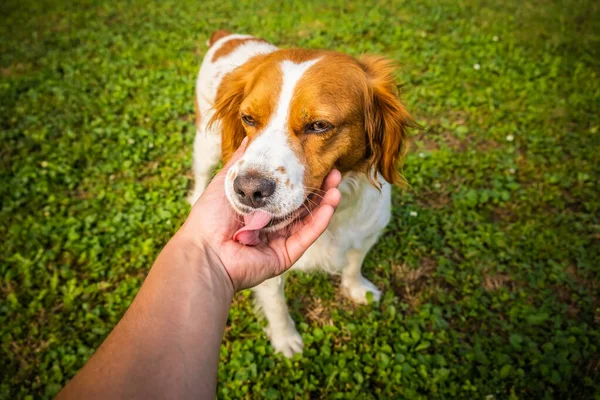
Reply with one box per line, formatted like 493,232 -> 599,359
342,277 -> 382,305
269,329 -> 304,358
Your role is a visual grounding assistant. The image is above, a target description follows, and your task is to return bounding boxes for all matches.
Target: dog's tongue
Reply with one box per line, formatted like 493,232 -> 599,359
233,210 -> 272,246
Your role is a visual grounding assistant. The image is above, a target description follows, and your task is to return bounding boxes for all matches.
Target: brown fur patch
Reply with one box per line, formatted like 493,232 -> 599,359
209,30 -> 232,47
276,166 -> 286,174
212,37 -> 269,62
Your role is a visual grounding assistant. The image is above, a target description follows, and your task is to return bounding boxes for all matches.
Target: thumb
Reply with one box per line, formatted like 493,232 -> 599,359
211,137 -> 248,182
222,137 -> 248,172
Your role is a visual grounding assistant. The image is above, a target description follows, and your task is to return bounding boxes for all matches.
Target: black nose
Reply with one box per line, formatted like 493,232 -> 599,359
233,173 -> 276,208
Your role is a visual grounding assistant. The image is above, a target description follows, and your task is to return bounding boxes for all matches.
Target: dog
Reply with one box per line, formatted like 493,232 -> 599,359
190,30 -> 413,357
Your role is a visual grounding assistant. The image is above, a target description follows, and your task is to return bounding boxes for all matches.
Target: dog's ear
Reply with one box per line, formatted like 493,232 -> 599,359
208,30 -> 232,47
209,67 -> 250,163
209,55 -> 270,162
360,55 -> 414,187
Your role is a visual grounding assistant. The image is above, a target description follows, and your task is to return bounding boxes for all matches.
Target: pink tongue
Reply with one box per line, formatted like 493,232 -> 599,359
233,210 -> 272,246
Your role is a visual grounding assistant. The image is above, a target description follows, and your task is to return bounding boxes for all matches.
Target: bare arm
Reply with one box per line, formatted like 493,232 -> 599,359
57,239 -> 233,399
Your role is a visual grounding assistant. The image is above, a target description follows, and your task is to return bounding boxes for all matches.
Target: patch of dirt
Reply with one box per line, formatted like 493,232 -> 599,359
492,204 -> 519,224
413,113 -> 501,153
1,63 -> 28,77
567,265 -> 599,324
411,130 -> 440,152
475,138 -> 501,152
586,353 -> 600,381
416,189 -> 451,209
482,272 -> 512,292
304,297 -> 334,327
553,284 -> 581,318
390,257 -> 437,310
74,189 -> 90,200
179,113 -> 195,123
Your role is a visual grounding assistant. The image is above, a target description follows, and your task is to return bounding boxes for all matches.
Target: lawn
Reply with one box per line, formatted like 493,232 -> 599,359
1,0 -> 599,398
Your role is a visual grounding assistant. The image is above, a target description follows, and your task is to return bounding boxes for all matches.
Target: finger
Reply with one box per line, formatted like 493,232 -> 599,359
286,204 -> 335,263
285,187 -> 341,263
217,137 -> 249,177
196,137 -> 248,204
318,186 -> 341,210
321,169 -> 342,192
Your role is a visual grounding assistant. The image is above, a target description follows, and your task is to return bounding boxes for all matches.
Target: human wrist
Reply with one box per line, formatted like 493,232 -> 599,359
169,233 -> 235,299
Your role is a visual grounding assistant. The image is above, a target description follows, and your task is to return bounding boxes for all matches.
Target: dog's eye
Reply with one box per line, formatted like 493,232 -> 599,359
241,115 -> 256,126
306,121 -> 333,134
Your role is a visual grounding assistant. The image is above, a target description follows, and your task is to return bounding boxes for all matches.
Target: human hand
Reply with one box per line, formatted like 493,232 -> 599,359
180,138 -> 342,290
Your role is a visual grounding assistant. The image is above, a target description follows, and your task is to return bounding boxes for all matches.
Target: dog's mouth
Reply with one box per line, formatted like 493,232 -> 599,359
232,194 -> 315,246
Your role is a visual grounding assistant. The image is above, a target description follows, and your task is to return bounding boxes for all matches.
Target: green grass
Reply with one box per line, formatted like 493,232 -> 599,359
1,0 -> 599,398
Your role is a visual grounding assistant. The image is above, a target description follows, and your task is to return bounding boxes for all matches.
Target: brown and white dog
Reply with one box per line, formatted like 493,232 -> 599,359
190,31 -> 413,357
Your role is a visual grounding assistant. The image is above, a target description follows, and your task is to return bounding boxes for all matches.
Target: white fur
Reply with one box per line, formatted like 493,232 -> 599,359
191,34 -> 389,358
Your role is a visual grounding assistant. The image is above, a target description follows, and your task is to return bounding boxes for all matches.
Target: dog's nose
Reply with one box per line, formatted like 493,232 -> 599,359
233,173 -> 276,208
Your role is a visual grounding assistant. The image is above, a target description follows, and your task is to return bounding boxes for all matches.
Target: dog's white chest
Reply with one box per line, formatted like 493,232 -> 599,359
292,173 -> 392,273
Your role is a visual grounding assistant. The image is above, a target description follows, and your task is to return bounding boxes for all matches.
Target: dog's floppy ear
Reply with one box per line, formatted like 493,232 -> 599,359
209,68 -> 249,163
360,55 -> 414,187
209,55 -> 269,162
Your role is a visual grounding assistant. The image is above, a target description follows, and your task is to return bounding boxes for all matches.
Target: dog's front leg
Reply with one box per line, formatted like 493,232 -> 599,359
253,275 -> 303,358
341,248 -> 382,304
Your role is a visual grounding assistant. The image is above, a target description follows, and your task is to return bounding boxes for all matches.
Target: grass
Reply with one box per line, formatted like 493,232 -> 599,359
1,0 -> 599,398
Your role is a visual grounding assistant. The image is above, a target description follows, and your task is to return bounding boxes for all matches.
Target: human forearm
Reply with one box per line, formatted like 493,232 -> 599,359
58,237 -> 234,399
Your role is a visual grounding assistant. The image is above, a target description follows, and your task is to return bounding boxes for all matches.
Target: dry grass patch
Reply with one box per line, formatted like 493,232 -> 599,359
391,257 -> 437,309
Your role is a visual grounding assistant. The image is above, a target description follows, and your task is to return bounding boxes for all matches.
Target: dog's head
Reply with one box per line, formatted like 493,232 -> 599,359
210,49 -> 413,236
